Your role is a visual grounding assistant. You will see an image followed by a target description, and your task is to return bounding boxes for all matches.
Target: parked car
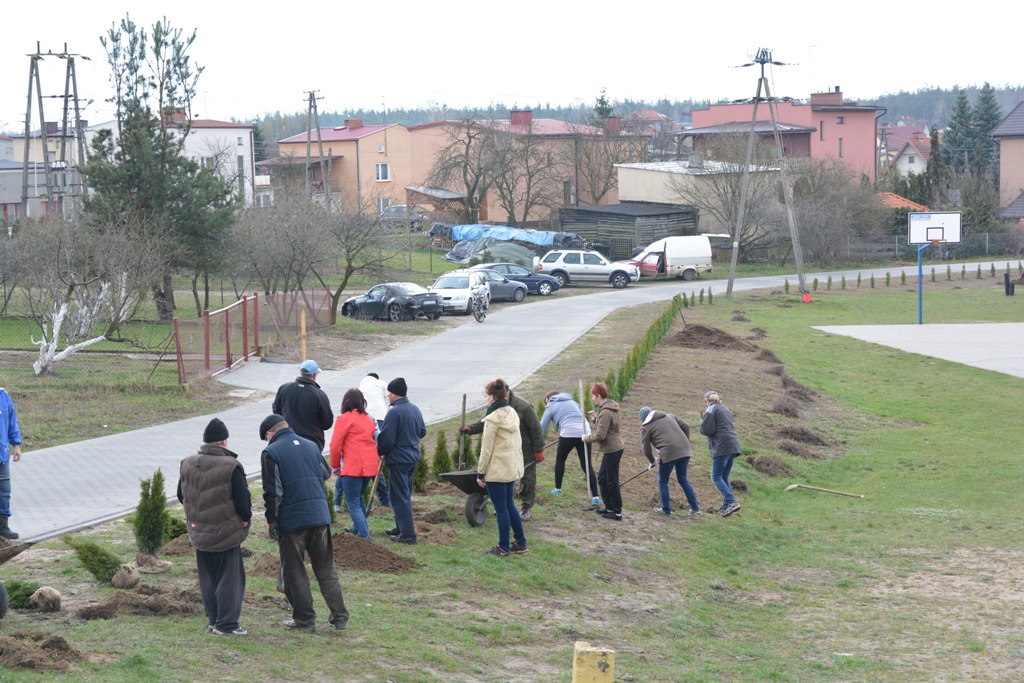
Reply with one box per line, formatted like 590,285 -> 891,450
533,249 -> 640,288
379,205 -> 429,230
341,282 -> 443,321
471,269 -> 528,302
430,270 -> 491,314
470,262 -> 561,296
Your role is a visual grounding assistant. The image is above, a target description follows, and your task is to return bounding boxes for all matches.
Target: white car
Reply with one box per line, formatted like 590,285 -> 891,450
430,270 -> 491,314
534,249 -> 640,288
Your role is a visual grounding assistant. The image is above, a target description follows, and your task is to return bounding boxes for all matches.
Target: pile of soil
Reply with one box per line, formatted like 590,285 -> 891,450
248,532 -> 420,578
746,455 -> 792,477
0,633 -> 83,671
76,585 -> 202,620
668,324 -> 758,352
777,425 -> 830,446
160,535 -> 195,556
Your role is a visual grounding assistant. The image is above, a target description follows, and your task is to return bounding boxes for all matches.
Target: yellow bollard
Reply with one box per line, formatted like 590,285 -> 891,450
572,641 -> 615,683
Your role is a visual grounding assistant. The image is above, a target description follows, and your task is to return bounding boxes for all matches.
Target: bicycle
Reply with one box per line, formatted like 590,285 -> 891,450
471,289 -> 487,322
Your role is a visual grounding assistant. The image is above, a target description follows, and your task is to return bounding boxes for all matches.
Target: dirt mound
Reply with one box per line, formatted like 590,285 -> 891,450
731,478 -> 747,492
76,585 -> 202,620
756,347 -> 781,364
778,440 -> 817,459
0,633 -> 83,671
781,374 -> 817,402
764,364 -> 785,376
749,327 -> 768,339
732,312 -> 750,322
770,395 -> 802,418
669,325 -> 757,352
421,506 -> 462,524
250,553 -> 279,578
746,455 -> 792,477
333,533 -> 421,572
161,534 -> 194,556
777,425 -> 830,446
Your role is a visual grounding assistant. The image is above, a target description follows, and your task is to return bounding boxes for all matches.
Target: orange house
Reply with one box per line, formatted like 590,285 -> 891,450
275,119 -> 413,212
687,88 -> 883,182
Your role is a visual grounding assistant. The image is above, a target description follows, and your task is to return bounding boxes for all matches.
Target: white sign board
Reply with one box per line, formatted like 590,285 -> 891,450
908,212 -> 962,245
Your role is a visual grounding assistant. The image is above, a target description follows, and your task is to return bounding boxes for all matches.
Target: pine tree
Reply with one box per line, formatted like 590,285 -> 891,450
432,431 -> 454,480
413,445 -> 429,492
65,537 -> 123,584
133,468 -> 170,555
973,82 -> 1002,182
942,88 -> 976,174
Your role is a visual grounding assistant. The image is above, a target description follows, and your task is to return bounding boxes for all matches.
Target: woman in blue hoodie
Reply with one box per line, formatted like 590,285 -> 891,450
539,391 -> 600,505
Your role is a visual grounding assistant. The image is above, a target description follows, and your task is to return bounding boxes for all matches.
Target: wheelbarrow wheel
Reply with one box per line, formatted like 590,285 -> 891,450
465,491 -> 488,527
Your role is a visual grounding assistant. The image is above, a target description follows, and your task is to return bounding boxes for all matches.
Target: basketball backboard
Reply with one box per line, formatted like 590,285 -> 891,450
908,212 -> 962,245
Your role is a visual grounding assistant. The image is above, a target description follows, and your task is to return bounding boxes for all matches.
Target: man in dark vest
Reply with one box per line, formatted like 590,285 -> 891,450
272,359 -> 334,452
260,414 -> 349,632
177,418 -> 252,636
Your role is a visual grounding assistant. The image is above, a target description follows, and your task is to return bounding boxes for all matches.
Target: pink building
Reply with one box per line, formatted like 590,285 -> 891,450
687,88 -> 883,181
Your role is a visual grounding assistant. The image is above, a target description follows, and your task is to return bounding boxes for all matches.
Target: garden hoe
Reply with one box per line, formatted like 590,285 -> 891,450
783,483 -> 864,498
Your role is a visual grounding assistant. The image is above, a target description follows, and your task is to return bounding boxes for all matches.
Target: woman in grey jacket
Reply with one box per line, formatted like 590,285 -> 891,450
539,391 -> 600,505
699,390 -> 742,517
639,406 -> 700,516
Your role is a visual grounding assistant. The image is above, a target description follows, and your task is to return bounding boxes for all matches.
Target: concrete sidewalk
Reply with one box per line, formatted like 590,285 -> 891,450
10,261 -> 1019,542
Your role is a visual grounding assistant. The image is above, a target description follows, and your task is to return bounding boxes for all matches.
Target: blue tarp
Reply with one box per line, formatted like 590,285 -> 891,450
449,225 -> 558,247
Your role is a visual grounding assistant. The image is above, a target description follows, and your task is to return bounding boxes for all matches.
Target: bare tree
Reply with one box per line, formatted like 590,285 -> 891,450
485,120 -> 561,227
424,117 -> 494,223
669,135 -> 783,261
563,119 -> 645,206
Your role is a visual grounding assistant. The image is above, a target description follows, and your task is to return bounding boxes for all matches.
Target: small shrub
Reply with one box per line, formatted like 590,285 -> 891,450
946,265 -> 952,281
977,264 -> 982,279
133,468 -> 170,555
990,263 -> 996,277
5,580 -> 43,609
826,275 -> 832,290
164,516 -> 187,540
812,277 -> 819,291
325,482 -> 337,523
884,272 -> 890,287
870,274 -> 875,288
857,273 -> 862,288
605,369 -> 618,401
64,536 -> 123,584
707,288 -> 713,305
413,444 -> 429,491
535,397 -> 545,421
689,292 -> 696,307
784,278 -> 790,294
682,294 -> 689,308
841,275 -> 846,290
432,430 -> 454,480
931,267 -> 936,282
699,288 -> 705,304
961,265 -> 967,280
900,271 -> 906,285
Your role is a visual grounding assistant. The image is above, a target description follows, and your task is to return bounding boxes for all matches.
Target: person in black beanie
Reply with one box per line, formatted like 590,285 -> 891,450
177,418 -> 252,636
376,377 -> 425,544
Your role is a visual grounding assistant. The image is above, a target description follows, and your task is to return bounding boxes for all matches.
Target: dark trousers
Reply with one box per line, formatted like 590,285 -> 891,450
487,481 -> 525,552
389,464 -> 417,541
278,525 -> 349,629
517,456 -> 536,509
597,449 -> 624,514
554,436 -> 598,496
196,546 -> 245,632
375,468 -> 391,506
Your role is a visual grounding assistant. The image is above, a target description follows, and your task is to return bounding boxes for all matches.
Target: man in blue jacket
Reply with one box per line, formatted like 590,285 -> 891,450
260,414 -> 349,632
0,387 -> 23,540
376,378 -> 426,545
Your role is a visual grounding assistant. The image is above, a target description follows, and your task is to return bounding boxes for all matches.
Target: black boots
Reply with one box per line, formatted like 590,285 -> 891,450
0,515 -> 18,540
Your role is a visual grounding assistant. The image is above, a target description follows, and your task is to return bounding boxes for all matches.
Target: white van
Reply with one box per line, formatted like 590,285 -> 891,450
625,234 -> 728,281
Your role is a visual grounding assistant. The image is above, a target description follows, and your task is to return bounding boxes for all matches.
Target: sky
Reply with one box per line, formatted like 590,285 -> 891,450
1,1 -> 1019,135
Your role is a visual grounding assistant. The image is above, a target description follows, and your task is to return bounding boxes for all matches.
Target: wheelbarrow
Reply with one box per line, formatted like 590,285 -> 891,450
440,461 -> 536,527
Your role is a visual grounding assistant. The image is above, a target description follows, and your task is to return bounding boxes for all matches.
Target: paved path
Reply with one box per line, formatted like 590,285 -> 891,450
10,261 -> 1020,542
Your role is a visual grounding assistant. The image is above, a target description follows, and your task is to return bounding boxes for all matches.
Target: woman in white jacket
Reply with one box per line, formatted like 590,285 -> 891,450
476,379 -> 527,557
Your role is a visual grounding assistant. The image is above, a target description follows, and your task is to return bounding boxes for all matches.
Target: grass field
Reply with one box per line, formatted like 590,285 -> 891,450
0,271 -> 1022,681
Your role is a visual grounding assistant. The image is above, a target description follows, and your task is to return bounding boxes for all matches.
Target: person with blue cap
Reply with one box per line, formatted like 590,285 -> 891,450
272,359 -> 334,452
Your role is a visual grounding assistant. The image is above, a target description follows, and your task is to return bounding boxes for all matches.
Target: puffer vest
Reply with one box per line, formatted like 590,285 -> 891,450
179,445 -> 249,552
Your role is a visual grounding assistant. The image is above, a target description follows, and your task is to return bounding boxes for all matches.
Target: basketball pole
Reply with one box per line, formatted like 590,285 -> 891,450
917,240 -> 940,325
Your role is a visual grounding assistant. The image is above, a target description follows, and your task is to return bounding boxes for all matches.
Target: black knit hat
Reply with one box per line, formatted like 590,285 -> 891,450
203,418 -> 229,443
387,377 -> 408,397
259,414 -> 286,440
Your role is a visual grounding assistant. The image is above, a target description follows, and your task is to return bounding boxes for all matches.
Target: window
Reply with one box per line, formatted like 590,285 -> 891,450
562,253 -> 581,265
201,156 -> 215,168
376,162 -> 391,182
908,155 -> 916,165
836,116 -> 845,125
583,253 -> 605,266
378,197 -> 391,213
237,136 -> 243,146
819,121 -> 825,141
838,138 -> 844,158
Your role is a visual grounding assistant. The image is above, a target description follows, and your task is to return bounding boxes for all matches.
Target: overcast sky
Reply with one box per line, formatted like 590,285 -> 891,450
2,1 -> 1019,134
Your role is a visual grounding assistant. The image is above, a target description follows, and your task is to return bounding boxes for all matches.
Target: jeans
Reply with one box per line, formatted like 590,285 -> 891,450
341,476 -> 372,538
0,459 -> 10,517
388,465 -> 417,541
196,546 -> 245,632
486,481 -> 525,552
711,453 -> 738,506
658,458 -> 699,513
553,437 -> 598,496
278,525 -> 349,629
597,450 -> 624,514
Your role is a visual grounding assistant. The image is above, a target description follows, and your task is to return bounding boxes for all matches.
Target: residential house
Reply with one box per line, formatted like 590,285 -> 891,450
273,120 -> 412,213
989,101 -> 1024,220
180,116 -> 257,207
878,122 -> 928,172
890,133 -> 932,178
684,88 -> 883,181
0,159 -> 48,225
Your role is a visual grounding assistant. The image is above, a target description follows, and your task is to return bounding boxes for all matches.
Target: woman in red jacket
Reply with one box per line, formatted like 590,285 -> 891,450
329,388 -> 380,539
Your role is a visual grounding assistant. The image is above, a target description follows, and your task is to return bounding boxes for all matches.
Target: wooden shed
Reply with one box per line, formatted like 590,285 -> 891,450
558,202 -> 699,260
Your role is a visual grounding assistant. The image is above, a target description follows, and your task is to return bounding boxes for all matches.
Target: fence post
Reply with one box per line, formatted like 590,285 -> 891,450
224,304 -> 233,369
203,309 -> 211,373
241,295 -> 249,361
253,292 -> 260,355
173,318 -> 185,386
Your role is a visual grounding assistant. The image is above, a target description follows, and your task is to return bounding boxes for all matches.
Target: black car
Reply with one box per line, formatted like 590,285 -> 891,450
471,262 -> 562,296
341,282 -> 443,321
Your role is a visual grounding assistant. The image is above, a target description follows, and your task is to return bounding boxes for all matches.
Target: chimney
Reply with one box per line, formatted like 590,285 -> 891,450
344,119 -> 364,128
509,110 -> 533,127
44,122 -> 59,135
602,116 -> 622,136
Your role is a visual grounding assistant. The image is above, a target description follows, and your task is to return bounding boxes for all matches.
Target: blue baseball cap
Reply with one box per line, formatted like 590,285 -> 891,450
299,359 -> 322,375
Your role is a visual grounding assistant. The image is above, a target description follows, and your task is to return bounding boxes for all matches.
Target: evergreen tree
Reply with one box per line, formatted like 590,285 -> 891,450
941,88 -> 976,174
923,129 -> 949,206
590,88 -> 614,126
432,430 -> 454,480
972,82 -> 1002,182
133,468 -> 170,554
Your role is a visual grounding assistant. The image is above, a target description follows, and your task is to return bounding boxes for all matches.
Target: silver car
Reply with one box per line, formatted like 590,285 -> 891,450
534,249 -> 640,288
430,270 -> 491,314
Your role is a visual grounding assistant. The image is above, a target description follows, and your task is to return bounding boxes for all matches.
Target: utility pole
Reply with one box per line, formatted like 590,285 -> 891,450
304,90 -> 331,210
726,48 -> 807,297
21,42 -> 89,219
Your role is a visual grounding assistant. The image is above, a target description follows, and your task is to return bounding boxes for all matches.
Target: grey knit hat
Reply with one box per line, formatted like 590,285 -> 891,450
639,406 -> 652,423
